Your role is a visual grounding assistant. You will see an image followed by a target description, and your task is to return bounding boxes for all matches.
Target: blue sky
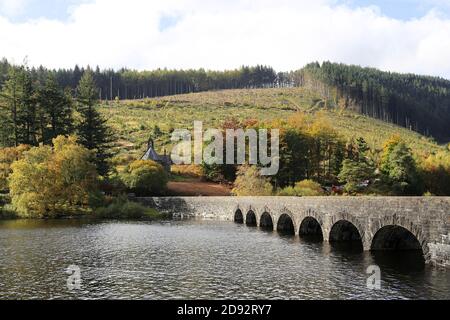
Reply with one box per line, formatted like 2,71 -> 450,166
0,0 -> 85,22
346,0 -> 450,20
2,0 -> 449,22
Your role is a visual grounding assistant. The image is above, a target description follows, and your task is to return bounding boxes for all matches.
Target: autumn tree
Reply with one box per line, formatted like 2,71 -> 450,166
232,165 -> 273,196
278,179 -> 324,196
121,160 -> 168,196
9,136 -> 99,218
421,151 -> 450,196
272,112 -> 344,188
0,144 -> 30,192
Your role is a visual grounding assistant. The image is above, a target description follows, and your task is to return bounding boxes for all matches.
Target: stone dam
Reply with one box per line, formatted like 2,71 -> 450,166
136,196 -> 450,268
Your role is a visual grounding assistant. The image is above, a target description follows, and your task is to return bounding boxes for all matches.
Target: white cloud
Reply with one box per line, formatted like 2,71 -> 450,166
0,0 -> 28,16
1,0 -> 450,78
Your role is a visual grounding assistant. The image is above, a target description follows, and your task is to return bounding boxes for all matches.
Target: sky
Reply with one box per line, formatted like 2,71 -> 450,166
1,0 -> 450,78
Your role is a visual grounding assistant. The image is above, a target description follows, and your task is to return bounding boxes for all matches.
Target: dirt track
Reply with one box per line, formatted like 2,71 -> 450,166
167,181 -> 232,196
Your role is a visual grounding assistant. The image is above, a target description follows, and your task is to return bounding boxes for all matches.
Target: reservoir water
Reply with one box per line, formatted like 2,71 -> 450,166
0,219 -> 449,300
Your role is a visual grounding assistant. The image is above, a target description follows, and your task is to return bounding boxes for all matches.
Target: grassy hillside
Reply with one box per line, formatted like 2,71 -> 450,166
100,87 -> 445,160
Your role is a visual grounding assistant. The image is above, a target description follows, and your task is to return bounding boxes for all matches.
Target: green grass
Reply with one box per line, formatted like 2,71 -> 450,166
100,87 -> 446,160
169,174 -> 197,182
94,199 -> 166,220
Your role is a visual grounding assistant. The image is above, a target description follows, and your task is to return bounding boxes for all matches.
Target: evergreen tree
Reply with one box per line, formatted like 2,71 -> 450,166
18,69 -> 37,146
76,70 -> 114,176
298,62 -> 450,141
37,74 -> 73,144
338,159 -> 375,193
381,140 -> 423,195
0,67 -> 20,146
338,137 -> 375,193
0,66 -> 37,147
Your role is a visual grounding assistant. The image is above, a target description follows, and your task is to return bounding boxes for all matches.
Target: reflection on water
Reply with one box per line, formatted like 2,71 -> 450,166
299,235 -> 323,243
0,219 -> 448,300
329,241 -> 364,254
372,251 -> 425,273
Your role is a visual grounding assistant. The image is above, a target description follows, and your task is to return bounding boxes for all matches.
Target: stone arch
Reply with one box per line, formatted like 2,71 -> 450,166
277,213 -> 295,235
330,220 -> 363,242
234,209 -> 244,224
368,217 -> 429,259
299,216 -> 323,241
246,210 -> 257,227
328,212 -> 365,240
260,212 -> 274,231
329,219 -> 364,251
371,225 -> 423,252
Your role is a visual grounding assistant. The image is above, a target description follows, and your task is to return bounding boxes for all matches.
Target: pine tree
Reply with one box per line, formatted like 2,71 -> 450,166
0,67 -> 20,146
380,140 -> 423,195
18,69 -> 37,146
37,74 -> 73,144
0,66 -> 37,147
76,70 -> 114,176
338,137 -> 375,193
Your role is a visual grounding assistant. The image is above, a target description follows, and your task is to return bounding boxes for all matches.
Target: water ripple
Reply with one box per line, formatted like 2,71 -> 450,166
0,219 -> 449,300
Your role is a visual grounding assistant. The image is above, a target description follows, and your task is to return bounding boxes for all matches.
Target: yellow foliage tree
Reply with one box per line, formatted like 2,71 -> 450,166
278,179 -> 325,197
122,160 -> 168,196
421,151 -> 450,195
232,165 -> 273,196
9,136 -> 99,218
0,144 -> 30,191
381,134 -> 402,170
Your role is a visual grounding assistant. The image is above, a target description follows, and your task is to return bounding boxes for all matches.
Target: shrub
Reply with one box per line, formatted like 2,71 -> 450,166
232,165 -> 273,196
100,174 -> 127,196
121,160 -> 168,196
111,154 -> 137,166
171,164 -> 204,178
278,179 -> 324,196
0,193 -> 9,206
9,136 -> 100,218
94,197 -> 164,220
0,202 -> 17,219
0,194 -> 15,219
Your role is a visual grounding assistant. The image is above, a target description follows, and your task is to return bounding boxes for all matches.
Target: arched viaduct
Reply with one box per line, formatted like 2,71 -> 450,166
138,196 -> 450,267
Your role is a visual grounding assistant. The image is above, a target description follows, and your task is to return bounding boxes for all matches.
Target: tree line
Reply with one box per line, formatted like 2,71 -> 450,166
0,64 -> 113,176
0,59 -> 280,101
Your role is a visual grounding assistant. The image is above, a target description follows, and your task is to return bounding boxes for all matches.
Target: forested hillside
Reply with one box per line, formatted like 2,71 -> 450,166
101,87 -> 444,159
292,62 -> 450,142
1,59 -> 449,196
0,58 -> 449,142
101,88 -> 450,195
